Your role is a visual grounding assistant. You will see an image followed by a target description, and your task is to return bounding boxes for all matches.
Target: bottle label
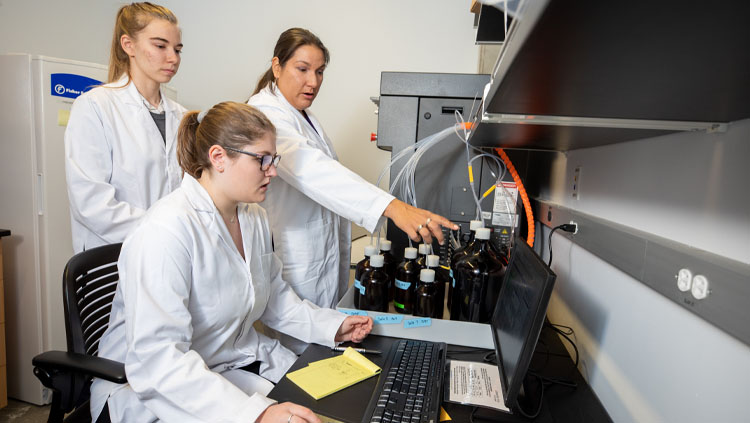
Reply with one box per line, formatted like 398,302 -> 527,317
374,315 -> 404,324
404,318 -> 432,328
395,279 -> 411,290
450,269 -> 455,287
393,300 -> 405,309
354,279 -> 365,295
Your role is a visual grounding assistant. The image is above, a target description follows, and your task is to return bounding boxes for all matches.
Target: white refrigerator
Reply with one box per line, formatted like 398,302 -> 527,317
0,54 -> 108,404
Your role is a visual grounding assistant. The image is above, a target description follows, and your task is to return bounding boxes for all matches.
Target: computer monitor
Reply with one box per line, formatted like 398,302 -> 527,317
491,237 -> 557,410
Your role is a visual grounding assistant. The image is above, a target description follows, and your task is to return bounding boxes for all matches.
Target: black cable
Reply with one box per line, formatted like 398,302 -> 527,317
550,324 -> 579,369
547,223 -> 577,267
550,323 -> 574,335
514,373 -> 545,419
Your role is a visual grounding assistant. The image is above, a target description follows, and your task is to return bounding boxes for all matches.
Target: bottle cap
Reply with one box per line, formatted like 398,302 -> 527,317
418,243 -> 430,255
469,220 -> 484,231
364,245 -> 378,257
404,247 -> 418,259
420,269 -> 435,282
476,227 -> 491,240
380,239 -> 392,251
370,254 -> 384,267
426,254 -> 440,268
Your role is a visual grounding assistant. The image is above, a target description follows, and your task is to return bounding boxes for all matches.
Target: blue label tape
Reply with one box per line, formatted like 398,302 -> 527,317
404,318 -> 432,329
340,309 -> 367,316
374,315 -> 404,325
395,279 -> 411,290
50,73 -> 101,99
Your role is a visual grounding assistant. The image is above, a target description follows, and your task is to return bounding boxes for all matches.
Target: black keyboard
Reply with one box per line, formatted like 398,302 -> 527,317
362,339 -> 446,423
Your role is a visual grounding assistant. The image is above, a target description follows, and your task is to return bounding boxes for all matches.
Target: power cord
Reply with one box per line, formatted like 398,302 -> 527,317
547,223 -> 577,266
514,373 -> 545,419
548,322 -> 579,370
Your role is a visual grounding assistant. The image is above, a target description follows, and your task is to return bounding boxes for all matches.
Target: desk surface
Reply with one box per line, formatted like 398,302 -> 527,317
269,326 -> 611,423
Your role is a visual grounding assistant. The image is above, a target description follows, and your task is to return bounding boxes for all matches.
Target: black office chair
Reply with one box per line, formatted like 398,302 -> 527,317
32,243 -> 127,423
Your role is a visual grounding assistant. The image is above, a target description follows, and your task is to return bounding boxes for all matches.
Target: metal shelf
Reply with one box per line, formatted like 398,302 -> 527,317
469,0 -> 750,150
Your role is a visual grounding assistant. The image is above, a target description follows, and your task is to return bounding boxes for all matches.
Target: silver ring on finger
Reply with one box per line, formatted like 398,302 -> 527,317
288,413 -> 294,423
425,217 -> 431,226
416,224 -> 423,232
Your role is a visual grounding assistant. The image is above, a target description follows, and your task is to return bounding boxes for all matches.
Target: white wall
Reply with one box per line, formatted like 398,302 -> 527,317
0,0 -> 479,189
538,119 -> 750,422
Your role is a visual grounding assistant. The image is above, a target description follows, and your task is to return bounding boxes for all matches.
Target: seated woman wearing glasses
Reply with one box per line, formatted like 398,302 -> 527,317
90,102 -> 372,423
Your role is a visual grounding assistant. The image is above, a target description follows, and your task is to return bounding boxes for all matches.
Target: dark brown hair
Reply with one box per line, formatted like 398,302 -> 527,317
177,102 -> 276,178
253,27 -> 330,95
108,2 -> 178,83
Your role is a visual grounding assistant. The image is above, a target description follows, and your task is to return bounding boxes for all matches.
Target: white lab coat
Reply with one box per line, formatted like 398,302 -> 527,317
90,174 -> 347,423
65,76 -> 185,253
248,85 -> 394,316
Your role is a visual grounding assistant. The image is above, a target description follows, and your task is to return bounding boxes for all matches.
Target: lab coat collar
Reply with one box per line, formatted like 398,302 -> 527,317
181,173 -> 217,217
269,83 -> 321,132
180,174 -> 247,261
266,83 -> 333,158
108,75 -> 179,116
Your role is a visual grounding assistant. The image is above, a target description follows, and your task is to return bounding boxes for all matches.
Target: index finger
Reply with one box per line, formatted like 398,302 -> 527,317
427,215 -> 458,245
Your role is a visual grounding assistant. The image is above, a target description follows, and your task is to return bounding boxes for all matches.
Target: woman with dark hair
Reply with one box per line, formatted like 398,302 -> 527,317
91,101 -> 372,422
65,2 -> 185,253
248,28 -> 457,352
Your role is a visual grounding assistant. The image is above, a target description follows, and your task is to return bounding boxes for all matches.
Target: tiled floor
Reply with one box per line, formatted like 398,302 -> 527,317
0,399 -> 50,423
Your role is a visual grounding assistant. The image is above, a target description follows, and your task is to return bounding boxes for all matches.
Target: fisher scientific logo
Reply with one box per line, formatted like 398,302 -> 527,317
50,73 -> 102,99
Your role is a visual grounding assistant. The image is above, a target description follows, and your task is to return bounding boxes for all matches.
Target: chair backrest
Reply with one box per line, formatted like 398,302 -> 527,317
63,243 -> 122,357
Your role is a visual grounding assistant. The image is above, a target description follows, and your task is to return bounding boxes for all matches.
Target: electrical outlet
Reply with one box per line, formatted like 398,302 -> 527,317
572,166 -> 581,200
676,268 -> 692,292
691,275 -> 710,299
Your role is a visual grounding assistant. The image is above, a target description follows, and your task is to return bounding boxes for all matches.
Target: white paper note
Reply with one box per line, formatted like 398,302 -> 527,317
448,360 -> 509,412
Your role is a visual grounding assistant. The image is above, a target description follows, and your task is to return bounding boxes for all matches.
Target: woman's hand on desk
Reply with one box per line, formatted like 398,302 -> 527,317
256,402 -> 320,423
383,199 -> 458,245
335,316 -> 373,343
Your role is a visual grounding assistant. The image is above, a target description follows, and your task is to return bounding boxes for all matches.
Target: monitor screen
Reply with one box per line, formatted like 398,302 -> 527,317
491,238 -> 556,409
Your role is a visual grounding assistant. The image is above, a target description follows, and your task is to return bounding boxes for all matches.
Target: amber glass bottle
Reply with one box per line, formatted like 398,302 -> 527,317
394,247 -> 419,314
353,245 -> 377,309
360,254 -> 389,312
424,254 -> 448,319
448,220 -> 483,312
451,228 -> 506,323
414,269 -> 439,318
379,239 -> 397,301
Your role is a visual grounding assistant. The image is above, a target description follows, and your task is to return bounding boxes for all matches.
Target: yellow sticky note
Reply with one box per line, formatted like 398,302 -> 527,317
57,109 -> 70,126
286,347 -> 381,400
439,407 -> 451,421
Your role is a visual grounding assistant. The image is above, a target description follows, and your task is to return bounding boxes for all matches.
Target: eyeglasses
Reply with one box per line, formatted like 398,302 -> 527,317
224,146 -> 281,171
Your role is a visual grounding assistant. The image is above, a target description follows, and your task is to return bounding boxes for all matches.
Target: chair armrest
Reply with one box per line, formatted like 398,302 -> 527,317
33,350 -> 127,384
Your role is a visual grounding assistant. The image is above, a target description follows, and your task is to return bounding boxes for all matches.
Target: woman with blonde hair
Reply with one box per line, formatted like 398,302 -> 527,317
91,101 -> 372,422
65,2 -> 186,253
